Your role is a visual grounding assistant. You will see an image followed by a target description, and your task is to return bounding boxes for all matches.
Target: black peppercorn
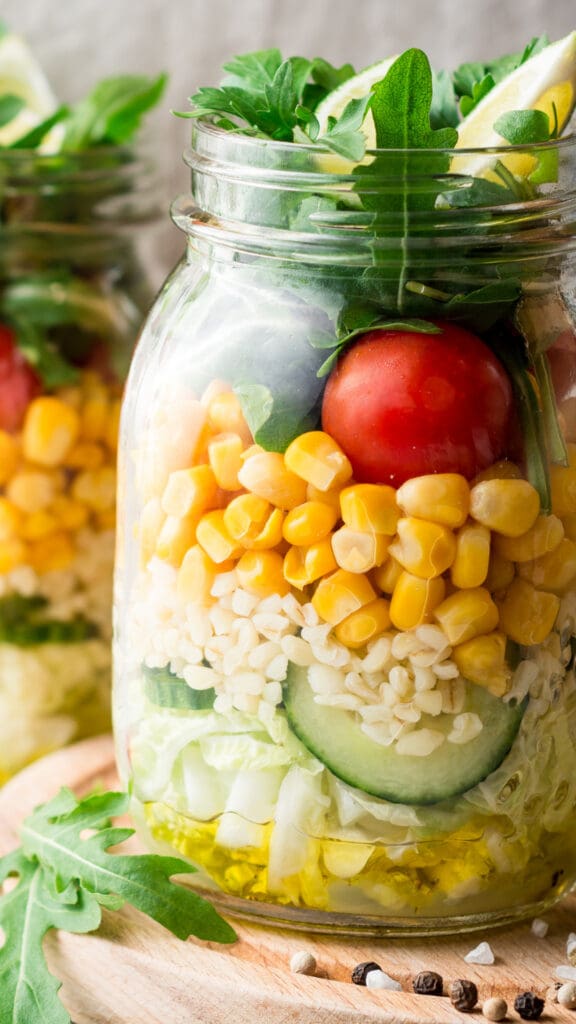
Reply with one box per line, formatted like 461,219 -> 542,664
413,971 -> 443,996
351,961 -> 381,985
450,979 -> 478,1012
514,991 -> 544,1020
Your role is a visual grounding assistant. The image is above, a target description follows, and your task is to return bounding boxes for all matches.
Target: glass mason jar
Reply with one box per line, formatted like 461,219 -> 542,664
115,121 -> 576,935
0,146 -> 160,782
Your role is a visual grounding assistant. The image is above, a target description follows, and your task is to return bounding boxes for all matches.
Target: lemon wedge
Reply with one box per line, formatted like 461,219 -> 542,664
0,31 -> 58,146
314,56 -> 398,172
452,29 -> 576,178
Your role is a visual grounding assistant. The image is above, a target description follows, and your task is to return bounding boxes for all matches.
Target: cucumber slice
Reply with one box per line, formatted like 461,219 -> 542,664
283,664 -> 526,805
143,664 -> 216,710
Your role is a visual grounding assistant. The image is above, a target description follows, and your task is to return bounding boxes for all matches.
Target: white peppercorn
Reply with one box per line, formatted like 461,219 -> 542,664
558,981 -> 576,1009
482,996 -> 508,1021
289,951 -> 317,976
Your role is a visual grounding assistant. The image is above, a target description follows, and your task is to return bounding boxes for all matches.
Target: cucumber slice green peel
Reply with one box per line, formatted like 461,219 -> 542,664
142,664 -> 216,710
283,663 -> 526,806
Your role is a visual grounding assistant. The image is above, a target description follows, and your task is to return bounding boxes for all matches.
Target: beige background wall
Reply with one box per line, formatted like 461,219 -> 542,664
2,0 -> 575,274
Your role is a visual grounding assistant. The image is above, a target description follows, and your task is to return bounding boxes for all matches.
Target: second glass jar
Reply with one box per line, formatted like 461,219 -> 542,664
115,123 -> 576,934
0,146 -> 160,781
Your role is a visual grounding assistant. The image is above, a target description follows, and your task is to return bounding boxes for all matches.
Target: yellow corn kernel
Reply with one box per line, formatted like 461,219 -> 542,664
450,522 -> 491,589
208,432 -> 245,491
484,551 -> 515,593
283,539 -> 338,589
551,463 -> 576,516
224,493 -> 271,541
155,514 -> 198,567
371,556 -> 403,594
396,473 -> 470,528
138,497 -> 165,565
561,514 -> 576,542
388,517 -> 456,579
206,391 -> 253,445
494,514 -> 564,562
469,478 -> 540,537
29,531 -> 75,573
237,451 -> 307,510
518,537 -> 576,595
97,508 -> 116,531
71,467 -> 117,511
331,527 -> 389,573
57,385 -> 82,409
22,397 -> 80,467
64,442 -> 105,470
21,510 -> 60,540
6,470 -> 56,513
311,569 -> 376,626
282,501 -> 338,546
51,496 -> 89,532
161,465 -> 218,519
105,398 -> 122,452
224,494 -> 284,550
335,598 -> 391,648
0,538 -> 27,573
236,549 -> 289,598
339,483 -> 399,535
473,460 -> 522,483
452,632 -> 512,697
497,578 -> 560,645
0,497 -> 22,540
389,571 -> 446,631
177,545 -> 218,606
284,431 -> 352,491
80,394 -> 109,442
434,587 -> 499,645
196,510 -> 243,563
306,482 -> 342,512
0,430 -> 19,485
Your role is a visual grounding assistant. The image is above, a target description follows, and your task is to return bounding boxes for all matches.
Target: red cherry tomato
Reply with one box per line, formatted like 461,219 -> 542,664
321,322 -> 514,485
0,324 -> 42,433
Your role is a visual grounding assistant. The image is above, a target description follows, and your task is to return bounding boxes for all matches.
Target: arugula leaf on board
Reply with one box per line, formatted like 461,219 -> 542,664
0,788 -> 236,1024
61,72 -> 167,150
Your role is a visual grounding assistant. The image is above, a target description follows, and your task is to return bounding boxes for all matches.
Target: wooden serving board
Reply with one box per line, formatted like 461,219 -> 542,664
2,735 -> 576,1024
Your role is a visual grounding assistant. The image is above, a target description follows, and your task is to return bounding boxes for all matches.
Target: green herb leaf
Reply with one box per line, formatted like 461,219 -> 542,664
370,49 -> 458,150
317,94 -> 371,161
317,315 -> 442,377
494,109 -> 552,144
234,382 -> 319,451
8,106 -> 69,150
61,73 -> 167,150
453,34 -> 549,107
12,321 -> 79,389
430,69 -> 460,129
459,73 -> 495,117
0,94 -> 24,129
18,788 -> 236,943
222,49 -> 283,91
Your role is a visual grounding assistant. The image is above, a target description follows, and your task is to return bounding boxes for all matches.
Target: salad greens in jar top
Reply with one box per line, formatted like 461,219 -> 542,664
119,30 -> 576,930
0,25 -> 165,781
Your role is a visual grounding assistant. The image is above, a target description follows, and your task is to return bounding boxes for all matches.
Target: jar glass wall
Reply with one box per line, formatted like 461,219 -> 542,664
114,123 -> 576,934
0,146 -> 160,781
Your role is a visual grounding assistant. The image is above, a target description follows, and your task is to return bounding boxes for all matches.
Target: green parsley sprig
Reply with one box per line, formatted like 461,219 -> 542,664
0,788 -> 236,1024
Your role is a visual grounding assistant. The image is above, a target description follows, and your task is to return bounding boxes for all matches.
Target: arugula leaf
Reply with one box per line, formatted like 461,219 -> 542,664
459,74 -> 494,117
453,34 -> 549,114
234,382 -> 320,451
0,94 -> 24,129
221,49 -> 283,91
19,788 -> 235,941
11,321 -> 79,389
494,109 -> 553,144
0,853 -> 101,1024
61,73 -> 167,150
0,788 -> 235,1024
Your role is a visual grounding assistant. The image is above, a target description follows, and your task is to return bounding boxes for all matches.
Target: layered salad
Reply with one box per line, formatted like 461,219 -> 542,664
117,31 -> 576,926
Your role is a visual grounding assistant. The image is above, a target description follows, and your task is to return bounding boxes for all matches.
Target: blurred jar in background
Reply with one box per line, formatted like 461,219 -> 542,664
0,143 -> 162,780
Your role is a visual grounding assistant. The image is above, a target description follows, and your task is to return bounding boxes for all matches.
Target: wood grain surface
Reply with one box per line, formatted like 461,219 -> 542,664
1,734 -> 576,1024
